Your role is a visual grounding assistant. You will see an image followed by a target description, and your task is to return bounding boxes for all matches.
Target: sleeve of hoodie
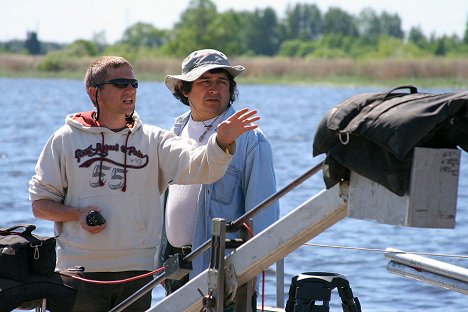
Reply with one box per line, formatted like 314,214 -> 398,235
29,129 -> 68,203
157,130 -> 235,192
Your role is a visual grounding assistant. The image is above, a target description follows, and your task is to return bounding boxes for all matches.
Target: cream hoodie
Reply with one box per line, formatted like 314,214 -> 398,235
29,111 -> 232,272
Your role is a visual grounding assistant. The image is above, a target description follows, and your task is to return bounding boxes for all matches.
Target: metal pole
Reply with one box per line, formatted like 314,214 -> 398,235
276,259 -> 285,308
184,238 -> 211,263
207,218 -> 226,312
109,272 -> 166,312
387,261 -> 468,295
385,248 -> 468,295
228,161 -> 324,232
385,248 -> 468,283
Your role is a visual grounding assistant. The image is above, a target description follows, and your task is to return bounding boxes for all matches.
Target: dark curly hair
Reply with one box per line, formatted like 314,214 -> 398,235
172,68 -> 238,106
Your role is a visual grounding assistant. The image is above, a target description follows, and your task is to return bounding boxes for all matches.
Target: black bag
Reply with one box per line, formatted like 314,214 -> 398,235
0,273 -> 79,312
313,85 -> 468,195
0,224 -> 56,281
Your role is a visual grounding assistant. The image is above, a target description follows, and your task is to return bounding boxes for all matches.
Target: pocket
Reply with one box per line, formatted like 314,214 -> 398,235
68,194 -> 148,250
212,166 -> 240,205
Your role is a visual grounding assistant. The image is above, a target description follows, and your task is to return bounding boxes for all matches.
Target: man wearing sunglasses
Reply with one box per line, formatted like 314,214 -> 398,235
161,49 -> 279,310
28,55 -> 259,311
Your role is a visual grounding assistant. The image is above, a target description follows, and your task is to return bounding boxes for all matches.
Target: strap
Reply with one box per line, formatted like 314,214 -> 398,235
337,282 -> 361,312
171,245 -> 192,256
0,224 -> 36,235
382,85 -> 418,101
284,275 -> 298,312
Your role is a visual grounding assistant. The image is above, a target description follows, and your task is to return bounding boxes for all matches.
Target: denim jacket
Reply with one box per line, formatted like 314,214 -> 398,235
165,105 -> 280,278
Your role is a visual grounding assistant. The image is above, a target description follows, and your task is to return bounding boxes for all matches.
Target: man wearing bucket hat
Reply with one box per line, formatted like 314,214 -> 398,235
161,49 -> 280,309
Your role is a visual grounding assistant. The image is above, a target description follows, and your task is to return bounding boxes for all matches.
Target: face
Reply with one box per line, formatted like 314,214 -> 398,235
90,65 -> 137,122
184,71 -> 230,121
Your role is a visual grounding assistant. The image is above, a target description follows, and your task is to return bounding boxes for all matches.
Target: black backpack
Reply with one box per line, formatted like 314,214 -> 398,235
313,85 -> 468,195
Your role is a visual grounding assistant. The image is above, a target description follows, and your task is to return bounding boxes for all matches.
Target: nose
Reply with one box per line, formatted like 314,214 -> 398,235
208,82 -> 220,93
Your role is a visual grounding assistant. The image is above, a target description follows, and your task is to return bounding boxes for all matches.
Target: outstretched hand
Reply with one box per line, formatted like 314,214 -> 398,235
216,108 -> 259,150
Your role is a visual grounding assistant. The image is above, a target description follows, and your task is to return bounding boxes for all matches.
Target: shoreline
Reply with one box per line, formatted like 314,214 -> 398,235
1,54 -> 467,89
2,72 -> 466,90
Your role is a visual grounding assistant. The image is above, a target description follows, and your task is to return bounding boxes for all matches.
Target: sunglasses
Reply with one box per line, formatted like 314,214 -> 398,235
95,78 -> 139,89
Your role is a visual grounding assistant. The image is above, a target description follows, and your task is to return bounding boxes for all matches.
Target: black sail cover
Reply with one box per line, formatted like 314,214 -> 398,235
313,86 -> 468,196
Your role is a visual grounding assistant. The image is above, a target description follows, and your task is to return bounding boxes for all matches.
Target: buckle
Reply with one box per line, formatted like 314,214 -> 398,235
180,246 -> 192,255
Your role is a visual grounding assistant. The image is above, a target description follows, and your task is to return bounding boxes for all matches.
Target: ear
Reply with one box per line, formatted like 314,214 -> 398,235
86,87 -> 98,106
178,81 -> 189,97
86,86 -> 97,98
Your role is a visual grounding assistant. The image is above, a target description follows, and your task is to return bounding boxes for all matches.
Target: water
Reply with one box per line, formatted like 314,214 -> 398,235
1,77 -> 466,311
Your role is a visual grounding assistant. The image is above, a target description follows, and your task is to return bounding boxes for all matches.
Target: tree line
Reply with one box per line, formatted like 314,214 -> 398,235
2,0 -> 468,70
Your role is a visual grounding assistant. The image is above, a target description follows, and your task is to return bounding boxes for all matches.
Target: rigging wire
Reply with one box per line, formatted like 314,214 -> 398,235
303,243 -> 468,260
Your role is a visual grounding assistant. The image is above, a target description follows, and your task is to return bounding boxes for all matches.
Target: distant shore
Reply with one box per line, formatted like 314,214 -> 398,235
1,54 -> 467,89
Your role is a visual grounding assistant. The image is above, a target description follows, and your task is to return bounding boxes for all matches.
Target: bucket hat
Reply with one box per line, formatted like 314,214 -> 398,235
164,49 -> 245,93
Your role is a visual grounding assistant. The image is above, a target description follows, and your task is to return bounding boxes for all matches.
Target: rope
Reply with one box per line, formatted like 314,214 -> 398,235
303,243 -> 468,260
60,266 -> 166,285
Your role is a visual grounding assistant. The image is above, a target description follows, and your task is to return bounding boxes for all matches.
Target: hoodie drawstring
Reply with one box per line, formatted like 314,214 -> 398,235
97,130 -> 131,192
98,132 -> 105,186
122,130 -> 131,192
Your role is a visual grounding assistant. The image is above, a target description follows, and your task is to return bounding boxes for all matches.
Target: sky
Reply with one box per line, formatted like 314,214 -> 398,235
1,0 -> 467,44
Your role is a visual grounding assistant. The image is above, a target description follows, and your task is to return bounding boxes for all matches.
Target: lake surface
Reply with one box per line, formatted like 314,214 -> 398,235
1,77 -> 466,311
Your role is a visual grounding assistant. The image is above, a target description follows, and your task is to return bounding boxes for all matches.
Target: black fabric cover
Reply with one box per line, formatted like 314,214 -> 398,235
0,224 -> 56,281
0,273 -> 79,312
313,86 -> 468,195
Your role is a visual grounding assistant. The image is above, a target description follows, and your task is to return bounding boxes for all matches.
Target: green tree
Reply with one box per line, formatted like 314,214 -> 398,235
408,26 -> 428,49
320,34 -> 355,53
36,51 -> 68,71
0,40 -> 25,53
278,39 -> 303,57
102,43 -> 138,62
439,35 -> 462,56
206,10 -> 247,55
283,3 -> 322,40
358,8 -> 381,40
278,39 -> 317,57
323,7 -> 358,37
463,17 -> 468,44
162,0 -> 218,56
244,7 -> 281,55
25,31 -> 41,55
434,37 -> 447,56
368,36 -> 429,58
380,12 -> 404,39
348,37 -> 380,58
64,39 -> 99,57
120,22 -> 167,48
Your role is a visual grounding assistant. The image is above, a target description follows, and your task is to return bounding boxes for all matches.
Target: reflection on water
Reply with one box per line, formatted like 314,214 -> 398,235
1,78 -> 466,311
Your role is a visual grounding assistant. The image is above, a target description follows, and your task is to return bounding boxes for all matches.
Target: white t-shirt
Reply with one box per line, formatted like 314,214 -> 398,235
165,115 -> 221,247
